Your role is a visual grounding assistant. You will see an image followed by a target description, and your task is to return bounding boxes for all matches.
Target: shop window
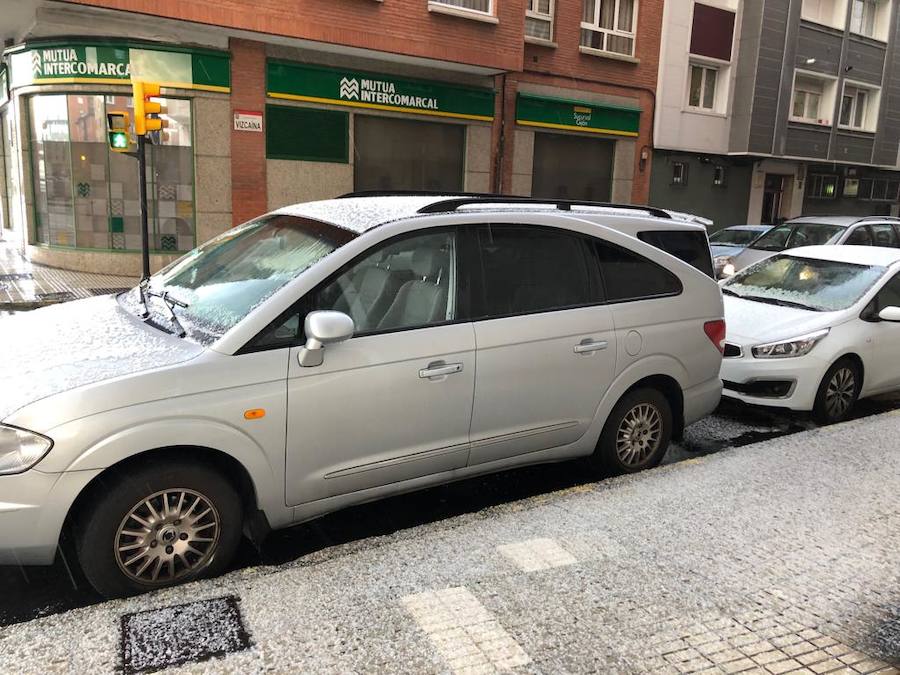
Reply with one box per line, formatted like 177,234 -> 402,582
29,93 -> 194,251
265,105 -> 349,163
525,0 -> 555,41
531,132 -> 613,201
713,165 -> 727,187
840,83 -> 879,131
807,174 -> 838,199
858,178 -> 900,201
688,65 -> 718,110
353,116 -> 464,193
580,0 -> 637,57
671,161 -> 688,186
430,0 -> 492,15
790,72 -> 836,125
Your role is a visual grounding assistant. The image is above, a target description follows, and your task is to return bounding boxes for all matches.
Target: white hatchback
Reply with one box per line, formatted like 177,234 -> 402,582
720,246 -> 900,423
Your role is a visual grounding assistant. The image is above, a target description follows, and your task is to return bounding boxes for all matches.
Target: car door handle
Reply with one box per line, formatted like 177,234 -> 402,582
574,339 -> 608,354
419,361 -> 463,379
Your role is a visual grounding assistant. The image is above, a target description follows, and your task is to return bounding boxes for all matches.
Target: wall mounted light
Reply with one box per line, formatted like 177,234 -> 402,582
639,146 -> 650,172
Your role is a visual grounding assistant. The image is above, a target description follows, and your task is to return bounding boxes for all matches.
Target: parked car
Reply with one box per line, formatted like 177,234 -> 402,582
0,194 -> 725,598
720,245 -> 900,424
709,225 -> 772,277
718,216 -> 900,278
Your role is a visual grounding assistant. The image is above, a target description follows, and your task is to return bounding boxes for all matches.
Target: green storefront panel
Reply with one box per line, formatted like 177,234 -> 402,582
267,60 -> 495,122
266,104 -> 349,163
516,93 -> 640,137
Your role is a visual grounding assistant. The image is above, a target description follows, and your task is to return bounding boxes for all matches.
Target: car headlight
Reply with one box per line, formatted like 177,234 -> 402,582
0,424 -> 54,475
715,257 -> 736,277
751,329 -> 829,359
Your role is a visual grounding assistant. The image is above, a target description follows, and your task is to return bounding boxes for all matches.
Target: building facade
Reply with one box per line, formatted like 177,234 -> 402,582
0,0 -> 663,274
652,0 -> 900,229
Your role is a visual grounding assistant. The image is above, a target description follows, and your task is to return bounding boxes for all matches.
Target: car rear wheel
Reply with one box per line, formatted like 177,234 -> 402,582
813,358 -> 861,425
74,459 -> 243,599
594,388 -> 673,473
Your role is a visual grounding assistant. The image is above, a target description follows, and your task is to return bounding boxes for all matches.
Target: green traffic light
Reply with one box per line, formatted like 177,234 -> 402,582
109,131 -> 129,150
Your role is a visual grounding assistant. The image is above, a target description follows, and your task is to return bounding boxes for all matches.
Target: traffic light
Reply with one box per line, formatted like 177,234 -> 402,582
133,81 -> 168,136
106,111 -> 132,152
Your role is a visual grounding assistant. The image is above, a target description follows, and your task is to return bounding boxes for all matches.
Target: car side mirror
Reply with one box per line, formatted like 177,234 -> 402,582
877,306 -> 900,322
297,311 -> 354,367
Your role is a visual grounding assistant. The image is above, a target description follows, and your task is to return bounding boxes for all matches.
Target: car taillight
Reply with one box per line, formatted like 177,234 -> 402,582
704,319 -> 726,355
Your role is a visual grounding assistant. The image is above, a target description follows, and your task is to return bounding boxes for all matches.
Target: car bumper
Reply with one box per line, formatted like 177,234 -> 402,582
0,468 -> 101,565
683,376 -> 724,427
720,354 -> 827,412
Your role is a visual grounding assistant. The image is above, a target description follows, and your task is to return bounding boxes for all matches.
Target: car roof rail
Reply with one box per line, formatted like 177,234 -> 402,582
854,215 -> 900,223
415,195 -> 674,219
337,190 -> 493,199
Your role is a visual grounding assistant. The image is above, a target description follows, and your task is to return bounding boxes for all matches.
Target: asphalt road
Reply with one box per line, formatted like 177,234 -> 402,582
2,393 -> 899,630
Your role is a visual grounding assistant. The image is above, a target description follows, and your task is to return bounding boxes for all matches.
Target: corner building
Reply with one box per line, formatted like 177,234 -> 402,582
0,0 -> 663,274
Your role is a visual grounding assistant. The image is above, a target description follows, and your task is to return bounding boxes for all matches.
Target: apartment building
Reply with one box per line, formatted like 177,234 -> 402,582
651,0 -> 900,228
0,0 -> 663,275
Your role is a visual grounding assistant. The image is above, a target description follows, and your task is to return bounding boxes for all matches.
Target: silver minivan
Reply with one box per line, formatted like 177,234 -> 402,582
0,195 -> 724,597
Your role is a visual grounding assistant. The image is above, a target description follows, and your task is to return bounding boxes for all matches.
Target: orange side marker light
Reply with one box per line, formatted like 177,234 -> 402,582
244,408 -> 266,420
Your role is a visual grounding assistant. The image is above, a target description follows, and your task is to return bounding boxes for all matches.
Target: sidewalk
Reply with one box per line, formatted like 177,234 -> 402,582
1,411 -> 898,674
0,238 -> 137,310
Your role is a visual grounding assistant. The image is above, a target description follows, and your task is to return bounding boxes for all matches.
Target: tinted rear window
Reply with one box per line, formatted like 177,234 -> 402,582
637,230 -> 715,278
592,240 -> 682,302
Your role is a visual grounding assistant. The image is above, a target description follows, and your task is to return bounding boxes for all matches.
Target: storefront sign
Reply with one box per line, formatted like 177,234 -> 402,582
0,66 -> 8,108
515,93 -> 640,137
7,41 -> 230,93
267,60 -> 494,122
234,110 -> 263,132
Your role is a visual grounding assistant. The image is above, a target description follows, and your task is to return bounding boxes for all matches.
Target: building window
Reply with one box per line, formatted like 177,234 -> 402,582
844,177 -> 860,196
713,165 -> 727,186
688,65 -> 718,110
858,178 -> 900,201
580,0 -> 637,57
807,174 -> 838,199
850,0 -> 876,36
29,93 -> 194,251
790,71 -> 837,125
801,0 -> 849,30
689,4 -> 735,61
672,162 -> 688,186
525,0 -> 554,41
840,83 -> 879,131
430,0 -> 492,14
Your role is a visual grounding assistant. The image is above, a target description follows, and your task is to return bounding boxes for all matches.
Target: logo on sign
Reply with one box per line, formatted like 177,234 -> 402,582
340,77 -> 360,100
32,51 -> 42,76
573,105 -> 592,127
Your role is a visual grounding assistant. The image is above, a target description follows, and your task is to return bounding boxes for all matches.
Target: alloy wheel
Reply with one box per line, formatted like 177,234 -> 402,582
615,403 -> 663,467
824,367 -> 856,420
114,488 -> 221,585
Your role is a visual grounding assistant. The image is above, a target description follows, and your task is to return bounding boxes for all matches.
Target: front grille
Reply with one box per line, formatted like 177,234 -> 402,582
723,379 -> 794,398
723,342 -> 742,358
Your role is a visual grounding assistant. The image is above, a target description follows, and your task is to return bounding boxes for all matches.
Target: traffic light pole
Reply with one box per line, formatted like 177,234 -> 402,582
137,133 -> 151,282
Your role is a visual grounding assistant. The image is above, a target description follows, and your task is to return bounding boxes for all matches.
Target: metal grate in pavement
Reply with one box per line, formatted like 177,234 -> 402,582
88,287 -> 131,296
120,595 -> 252,674
0,273 -> 33,281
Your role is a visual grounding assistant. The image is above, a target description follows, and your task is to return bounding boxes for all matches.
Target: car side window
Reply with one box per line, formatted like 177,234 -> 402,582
874,273 -> 900,312
637,230 -> 715,278
474,224 -> 599,319
870,223 -> 900,248
592,240 -> 682,302
845,226 -> 873,246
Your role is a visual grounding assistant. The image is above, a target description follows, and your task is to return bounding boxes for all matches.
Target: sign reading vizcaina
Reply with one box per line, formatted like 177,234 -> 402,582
268,60 -> 494,122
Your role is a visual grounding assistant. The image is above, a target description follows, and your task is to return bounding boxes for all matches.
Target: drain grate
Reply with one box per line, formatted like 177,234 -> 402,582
0,273 -> 33,281
120,595 -> 252,674
36,291 -> 76,303
88,287 -> 131,296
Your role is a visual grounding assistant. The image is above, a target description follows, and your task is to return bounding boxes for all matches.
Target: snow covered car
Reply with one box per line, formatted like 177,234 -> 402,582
720,246 -> 900,423
709,225 -> 772,278
0,195 -> 724,598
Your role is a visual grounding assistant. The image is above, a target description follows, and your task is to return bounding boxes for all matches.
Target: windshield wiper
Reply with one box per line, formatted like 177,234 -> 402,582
145,288 -> 190,337
740,294 -> 819,311
137,279 -> 151,319
721,288 -> 741,297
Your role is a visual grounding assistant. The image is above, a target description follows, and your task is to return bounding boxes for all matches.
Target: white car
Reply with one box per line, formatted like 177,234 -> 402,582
720,245 -> 900,423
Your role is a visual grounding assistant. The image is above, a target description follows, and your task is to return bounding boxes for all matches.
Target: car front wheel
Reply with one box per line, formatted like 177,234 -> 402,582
74,459 -> 243,599
813,358 -> 861,425
594,387 -> 673,474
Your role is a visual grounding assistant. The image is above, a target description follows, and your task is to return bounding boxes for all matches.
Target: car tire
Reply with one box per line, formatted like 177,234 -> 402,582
593,387 -> 673,474
812,358 -> 861,425
74,458 -> 243,599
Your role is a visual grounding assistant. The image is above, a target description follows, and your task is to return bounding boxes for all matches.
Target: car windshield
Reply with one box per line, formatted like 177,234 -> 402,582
723,254 -> 885,311
122,214 -> 356,343
749,223 -> 845,251
709,228 -> 762,246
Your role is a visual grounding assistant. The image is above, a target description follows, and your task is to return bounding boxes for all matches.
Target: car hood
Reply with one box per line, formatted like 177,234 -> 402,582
723,296 -> 841,344
710,244 -> 745,259
0,296 -> 203,422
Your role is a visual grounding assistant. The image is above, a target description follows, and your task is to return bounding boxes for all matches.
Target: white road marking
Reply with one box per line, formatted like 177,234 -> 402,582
496,537 -> 577,572
401,587 -> 531,673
